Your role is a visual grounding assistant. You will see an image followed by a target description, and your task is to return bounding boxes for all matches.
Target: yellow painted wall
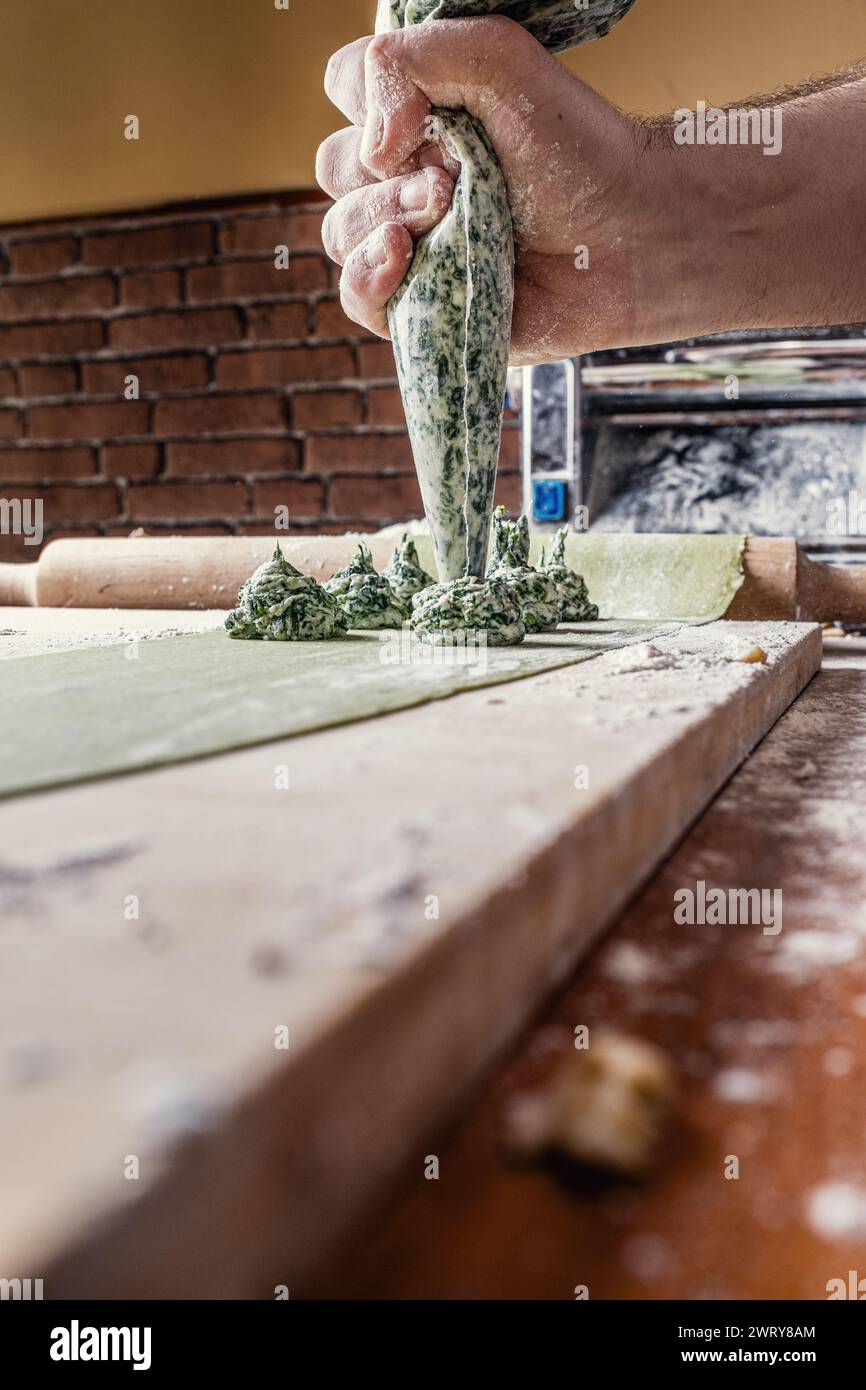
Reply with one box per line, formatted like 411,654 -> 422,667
2,0 -> 864,225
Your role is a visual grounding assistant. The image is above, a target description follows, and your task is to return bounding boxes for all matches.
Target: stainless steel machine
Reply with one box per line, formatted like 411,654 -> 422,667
518,327 -> 866,560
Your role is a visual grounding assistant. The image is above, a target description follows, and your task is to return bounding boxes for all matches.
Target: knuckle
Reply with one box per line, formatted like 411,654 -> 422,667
476,13 -> 526,46
365,32 -> 395,68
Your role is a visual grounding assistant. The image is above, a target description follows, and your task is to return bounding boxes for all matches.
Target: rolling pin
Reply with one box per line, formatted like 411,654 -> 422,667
2,534 -> 866,621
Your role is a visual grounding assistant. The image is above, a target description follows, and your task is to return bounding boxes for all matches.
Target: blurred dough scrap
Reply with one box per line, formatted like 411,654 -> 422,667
383,533 -> 435,605
507,1032 -> 675,1178
487,508 -> 561,633
411,574 -> 526,646
225,546 -> 347,641
540,527 -> 599,622
325,543 -> 409,630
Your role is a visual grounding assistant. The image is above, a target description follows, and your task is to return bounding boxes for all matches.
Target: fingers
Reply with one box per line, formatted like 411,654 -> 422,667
316,125 -> 453,205
316,128 -> 373,201
359,16 -> 542,178
324,35 -> 371,125
340,224 -> 415,339
322,165 -> 454,266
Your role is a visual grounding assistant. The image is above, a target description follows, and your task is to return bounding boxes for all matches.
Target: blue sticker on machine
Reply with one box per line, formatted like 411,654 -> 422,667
532,479 -> 567,522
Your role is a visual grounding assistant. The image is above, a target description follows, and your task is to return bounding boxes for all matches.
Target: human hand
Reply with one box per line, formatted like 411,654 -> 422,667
316,16 -> 659,364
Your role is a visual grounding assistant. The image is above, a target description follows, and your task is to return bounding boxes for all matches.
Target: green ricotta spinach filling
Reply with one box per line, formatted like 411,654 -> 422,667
540,527 -> 600,622
374,0 -> 637,643
383,533 -> 436,604
377,3 -> 638,55
486,507 -> 561,633
325,543 -> 410,629
226,546 -> 347,641
411,574 -> 526,646
386,106 -> 513,584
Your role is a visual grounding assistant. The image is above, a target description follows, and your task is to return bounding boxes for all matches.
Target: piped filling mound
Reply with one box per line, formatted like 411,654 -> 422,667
226,546 -> 347,641
383,534 -> 435,605
325,543 -> 409,630
540,527 -> 600,622
486,508 -> 561,634
410,575 -> 526,646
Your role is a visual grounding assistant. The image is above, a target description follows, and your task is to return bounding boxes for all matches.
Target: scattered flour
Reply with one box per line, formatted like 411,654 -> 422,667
806,1182 -> 866,1242
823,1047 -> 855,1077
713,1068 -> 778,1104
602,941 -> 665,987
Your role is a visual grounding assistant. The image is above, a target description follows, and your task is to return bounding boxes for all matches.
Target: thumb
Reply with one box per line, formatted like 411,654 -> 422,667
360,16 -> 548,177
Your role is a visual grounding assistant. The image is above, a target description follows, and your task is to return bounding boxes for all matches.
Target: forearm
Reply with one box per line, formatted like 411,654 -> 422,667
632,70 -> 866,344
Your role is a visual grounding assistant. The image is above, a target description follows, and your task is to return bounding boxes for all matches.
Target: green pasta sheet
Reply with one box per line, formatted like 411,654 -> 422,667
376,529 -> 748,621
0,621 -> 683,800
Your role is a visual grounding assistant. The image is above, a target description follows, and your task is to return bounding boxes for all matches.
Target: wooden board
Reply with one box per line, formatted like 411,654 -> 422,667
314,638 -> 866,1301
0,618 -> 821,1297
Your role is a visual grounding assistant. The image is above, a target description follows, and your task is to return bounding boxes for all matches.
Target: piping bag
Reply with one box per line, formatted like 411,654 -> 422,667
374,0 -> 638,581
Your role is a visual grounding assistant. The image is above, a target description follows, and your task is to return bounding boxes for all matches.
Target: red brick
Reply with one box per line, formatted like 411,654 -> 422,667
9,238 -> 78,276
238,520 -> 370,536
83,222 -> 213,268
110,309 -> 240,351
120,270 -> 182,308
0,366 -> 17,397
102,523 -> 233,538
0,447 -> 95,482
28,401 -> 148,441
251,479 -> 326,518
0,320 -> 103,357
314,298 -> 372,340
493,472 -> 521,511
367,386 -> 405,427
17,363 -> 77,398
245,303 -> 310,341
187,257 -> 328,301
219,210 -> 327,255
329,474 -> 422,521
216,346 -> 354,388
0,275 -> 115,322
153,393 -> 284,437
165,439 -> 301,477
499,426 -> 520,469
358,341 -> 397,379
100,444 -> 160,480
293,390 -> 363,430
127,481 -> 246,520
82,354 -> 209,394
0,409 -> 23,440
0,532 -> 42,561
305,433 -> 412,473
2,484 -> 119,524
42,527 -> 103,542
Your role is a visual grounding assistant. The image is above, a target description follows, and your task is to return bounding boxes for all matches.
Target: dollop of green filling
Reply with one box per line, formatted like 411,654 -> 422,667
411,574 -> 526,646
539,527 -> 600,622
325,543 -> 409,630
383,534 -> 435,604
226,545 -> 347,641
486,508 -> 561,633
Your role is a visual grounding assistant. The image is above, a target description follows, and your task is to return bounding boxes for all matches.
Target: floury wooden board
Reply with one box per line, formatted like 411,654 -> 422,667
0,616 -> 820,1297
0,620 -> 690,799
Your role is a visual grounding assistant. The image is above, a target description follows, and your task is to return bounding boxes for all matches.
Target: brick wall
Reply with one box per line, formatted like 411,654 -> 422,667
0,192 -> 520,562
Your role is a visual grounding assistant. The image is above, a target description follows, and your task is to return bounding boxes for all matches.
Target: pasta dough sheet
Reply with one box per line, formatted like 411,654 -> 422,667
375,528 -> 747,621
1,621 -> 684,799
